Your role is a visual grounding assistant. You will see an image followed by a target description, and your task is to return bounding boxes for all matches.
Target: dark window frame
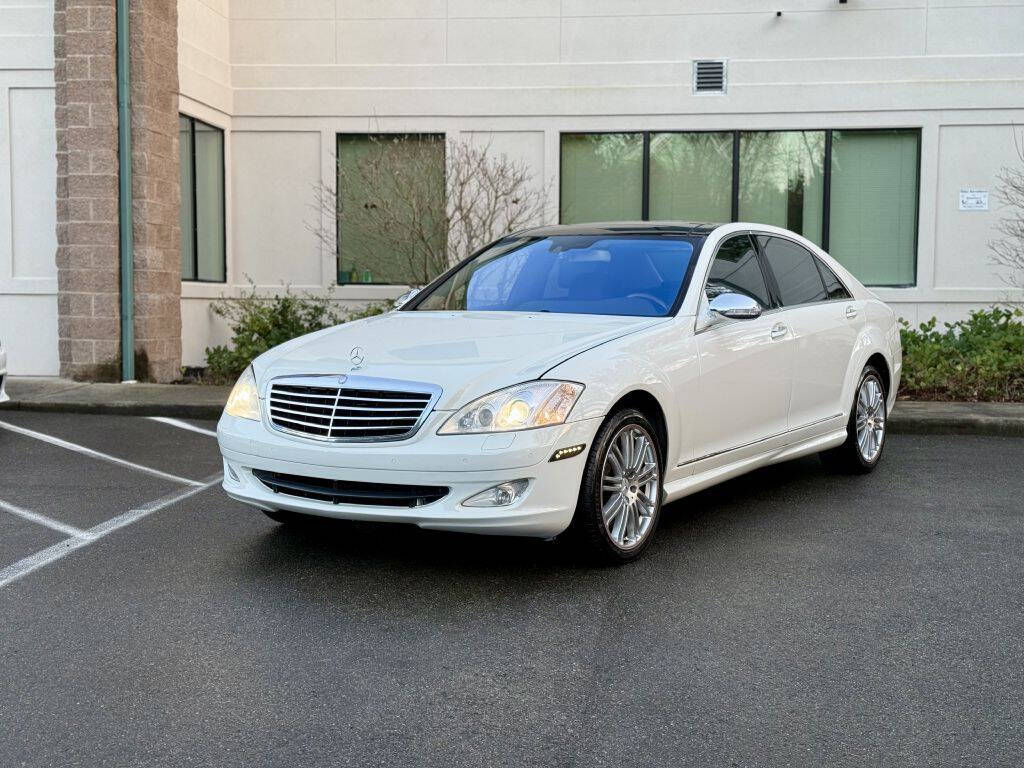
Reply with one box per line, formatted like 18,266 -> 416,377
179,114 -> 226,284
335,132 -> 447,286
558,128 -> 922,288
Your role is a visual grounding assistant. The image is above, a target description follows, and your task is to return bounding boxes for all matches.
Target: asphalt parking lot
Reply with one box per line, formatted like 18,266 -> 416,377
1,411 -> 1022,767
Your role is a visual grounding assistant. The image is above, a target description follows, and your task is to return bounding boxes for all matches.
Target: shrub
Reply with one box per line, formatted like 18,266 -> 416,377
899,307 -> 1024,401
204,284 -> 392,383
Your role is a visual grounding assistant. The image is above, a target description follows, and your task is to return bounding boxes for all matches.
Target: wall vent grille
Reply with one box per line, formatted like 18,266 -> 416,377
693,59 -> 727,93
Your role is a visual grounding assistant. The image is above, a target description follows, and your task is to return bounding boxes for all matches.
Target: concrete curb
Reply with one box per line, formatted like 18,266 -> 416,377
1,399 -> 226,420
888,412 -> 1024,438
2,377 -> 230,421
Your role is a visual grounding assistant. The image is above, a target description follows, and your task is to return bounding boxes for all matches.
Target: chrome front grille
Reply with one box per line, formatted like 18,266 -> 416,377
267,376 -> 439,442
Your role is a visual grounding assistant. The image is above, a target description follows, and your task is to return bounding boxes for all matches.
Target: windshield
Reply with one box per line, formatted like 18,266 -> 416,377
409,235 -> 702,317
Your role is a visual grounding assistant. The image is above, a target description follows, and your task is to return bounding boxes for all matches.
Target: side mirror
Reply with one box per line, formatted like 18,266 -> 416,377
392,288 -> 420,310
708,292 -> 762,320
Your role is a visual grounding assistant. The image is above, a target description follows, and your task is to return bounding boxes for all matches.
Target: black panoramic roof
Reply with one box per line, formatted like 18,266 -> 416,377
516,221 -> 722,238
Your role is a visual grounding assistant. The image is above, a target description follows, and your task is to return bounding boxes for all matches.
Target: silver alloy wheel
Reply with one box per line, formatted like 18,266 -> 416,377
856,375 -> 886,463
600,425 -> 660,550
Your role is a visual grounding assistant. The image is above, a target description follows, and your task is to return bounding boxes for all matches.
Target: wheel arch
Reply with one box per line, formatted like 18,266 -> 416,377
607,389 -> 670,467
841,326 -> 896,418
865,351 -> 891,399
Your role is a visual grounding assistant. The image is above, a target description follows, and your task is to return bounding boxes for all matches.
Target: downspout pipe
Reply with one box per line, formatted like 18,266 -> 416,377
116,0 -> 134,381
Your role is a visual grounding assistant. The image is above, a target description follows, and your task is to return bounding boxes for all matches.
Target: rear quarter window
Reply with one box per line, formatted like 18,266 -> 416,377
815,257 -> 852,300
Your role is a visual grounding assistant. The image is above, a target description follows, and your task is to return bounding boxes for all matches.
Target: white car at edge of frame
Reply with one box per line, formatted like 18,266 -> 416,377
0,336 -> 8,404
217,222 -> 902,564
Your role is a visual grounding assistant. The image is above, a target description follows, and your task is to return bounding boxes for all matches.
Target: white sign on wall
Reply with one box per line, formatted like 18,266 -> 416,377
958,188 -> 989,211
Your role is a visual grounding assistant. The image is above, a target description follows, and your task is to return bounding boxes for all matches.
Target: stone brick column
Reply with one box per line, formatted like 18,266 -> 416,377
128,0 -> 181,383
54,0 -> 121,380
54,0 -> 181,382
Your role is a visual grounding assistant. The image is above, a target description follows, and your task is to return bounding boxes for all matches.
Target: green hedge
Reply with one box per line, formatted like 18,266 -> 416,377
204,287 -> 391,384
899,307 -> 1024,402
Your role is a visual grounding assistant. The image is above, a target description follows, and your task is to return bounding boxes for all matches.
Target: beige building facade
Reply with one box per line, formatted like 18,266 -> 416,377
2,1 -> 1023,378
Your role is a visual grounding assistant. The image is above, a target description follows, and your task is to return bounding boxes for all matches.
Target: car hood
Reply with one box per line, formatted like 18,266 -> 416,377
254,311 -> 665,410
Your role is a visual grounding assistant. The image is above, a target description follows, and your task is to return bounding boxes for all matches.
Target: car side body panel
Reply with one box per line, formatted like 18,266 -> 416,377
548,319 -> 699,477
785,300 -> 863,429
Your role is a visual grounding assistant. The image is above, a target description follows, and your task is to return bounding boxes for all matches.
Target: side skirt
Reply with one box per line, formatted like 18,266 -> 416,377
662,428 -> 847,504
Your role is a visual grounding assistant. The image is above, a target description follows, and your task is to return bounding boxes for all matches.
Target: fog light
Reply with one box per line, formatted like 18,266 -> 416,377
463,479 -> 529,508
224,460 -> 240,483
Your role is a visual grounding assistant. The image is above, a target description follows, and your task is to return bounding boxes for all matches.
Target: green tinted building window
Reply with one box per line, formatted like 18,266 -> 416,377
739,131 -> 825,245
558,128 -> 920,286
559,133 -> 643,224
337,134 -> 446,285
828,130 -> 918,286
178,115 -> 225,282
649,132 -> 733,222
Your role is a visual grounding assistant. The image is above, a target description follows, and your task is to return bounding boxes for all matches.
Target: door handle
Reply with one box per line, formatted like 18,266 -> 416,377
770,323 -> 788,339
845,305 -> 858,319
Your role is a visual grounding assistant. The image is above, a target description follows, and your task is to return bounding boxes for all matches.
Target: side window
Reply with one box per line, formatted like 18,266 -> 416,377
757,236 -> 827,306
705,235 -> 772,309
815,257 -> 852,300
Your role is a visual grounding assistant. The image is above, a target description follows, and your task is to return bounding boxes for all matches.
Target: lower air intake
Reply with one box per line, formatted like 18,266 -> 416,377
252,469 -> 448,508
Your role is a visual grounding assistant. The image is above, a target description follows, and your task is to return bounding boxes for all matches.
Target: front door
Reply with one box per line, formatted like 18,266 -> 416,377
691,235 -> 793,463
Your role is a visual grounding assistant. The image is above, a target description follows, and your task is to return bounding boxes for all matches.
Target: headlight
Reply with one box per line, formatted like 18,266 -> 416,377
438,380 -> 584,435
224,366 -> 260,420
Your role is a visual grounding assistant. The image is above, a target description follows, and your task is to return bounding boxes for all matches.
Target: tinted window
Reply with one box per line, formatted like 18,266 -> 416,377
815,257 -> 851,300
758,236 -> 827,306
179,115 -> 225,281
705,235 -> 772,309
413,235 -> 700,317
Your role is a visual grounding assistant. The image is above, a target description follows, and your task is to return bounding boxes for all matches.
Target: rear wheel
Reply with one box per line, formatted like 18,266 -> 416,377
821,364 -> 887,474
567,408 -> 664,565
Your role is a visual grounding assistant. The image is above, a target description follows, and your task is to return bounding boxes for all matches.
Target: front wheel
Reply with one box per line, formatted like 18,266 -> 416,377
821,365 -> 887,474
566,408 -> 664,565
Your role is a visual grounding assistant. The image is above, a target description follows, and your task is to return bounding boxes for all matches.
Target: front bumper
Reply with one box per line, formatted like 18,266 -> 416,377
217,409 -> 601,538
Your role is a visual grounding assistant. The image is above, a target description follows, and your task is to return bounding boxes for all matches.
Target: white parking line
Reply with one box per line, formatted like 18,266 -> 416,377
0,476 -> 222,589
0,419 -> 204,487
0,499 -> 92,540
147,416 -> 218,438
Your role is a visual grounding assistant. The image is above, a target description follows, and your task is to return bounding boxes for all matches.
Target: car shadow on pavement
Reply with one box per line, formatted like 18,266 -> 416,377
237,453 -> 842,582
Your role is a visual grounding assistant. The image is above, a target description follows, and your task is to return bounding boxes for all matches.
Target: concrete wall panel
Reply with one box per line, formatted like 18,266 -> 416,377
230,130 -> 322,287
934,124 -> 1024,290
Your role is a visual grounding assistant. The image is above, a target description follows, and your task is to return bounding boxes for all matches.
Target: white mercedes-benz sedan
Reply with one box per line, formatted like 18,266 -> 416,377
217,222 -> 901,563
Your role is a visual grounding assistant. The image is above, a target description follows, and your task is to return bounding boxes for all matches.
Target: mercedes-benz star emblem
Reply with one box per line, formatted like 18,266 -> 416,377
350,346 -> 365,367
336,375 -> 348,386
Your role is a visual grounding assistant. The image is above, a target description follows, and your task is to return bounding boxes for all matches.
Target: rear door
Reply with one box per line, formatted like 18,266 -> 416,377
692,234 -> 793,462
757,235 -> 862,431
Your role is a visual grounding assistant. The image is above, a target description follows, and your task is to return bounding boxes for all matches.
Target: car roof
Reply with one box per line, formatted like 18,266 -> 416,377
515,221 -> 722,238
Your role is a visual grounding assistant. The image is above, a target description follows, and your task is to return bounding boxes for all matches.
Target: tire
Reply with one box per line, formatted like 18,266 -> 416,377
820,364 -> 888,474
566,407 -> 664,565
